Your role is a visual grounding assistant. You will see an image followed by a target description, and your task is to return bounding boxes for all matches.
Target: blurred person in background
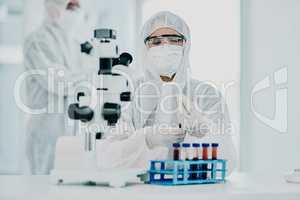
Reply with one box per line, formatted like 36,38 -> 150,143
23,0 -> 96,174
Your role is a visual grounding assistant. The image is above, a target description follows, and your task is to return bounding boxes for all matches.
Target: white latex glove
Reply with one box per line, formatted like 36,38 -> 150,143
145,126 -> 186,149
182,96 -> 211,139
183,115 -> 211,138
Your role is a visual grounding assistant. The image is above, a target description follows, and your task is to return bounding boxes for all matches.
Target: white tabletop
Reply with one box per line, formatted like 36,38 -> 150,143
0,173 -> 299,200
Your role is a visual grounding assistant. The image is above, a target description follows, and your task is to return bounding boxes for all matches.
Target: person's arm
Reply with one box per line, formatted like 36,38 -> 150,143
185,82 -> 237,175
96,127 -> 169,170
95,80 -> 182,170
96,102 -> 169,169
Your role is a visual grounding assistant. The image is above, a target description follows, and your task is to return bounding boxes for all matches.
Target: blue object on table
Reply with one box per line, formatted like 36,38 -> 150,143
182,143 -> 191,148
147,159 -> 227,185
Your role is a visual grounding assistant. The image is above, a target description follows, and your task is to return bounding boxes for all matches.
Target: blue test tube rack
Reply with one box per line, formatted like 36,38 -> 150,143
147,159 -> 227,185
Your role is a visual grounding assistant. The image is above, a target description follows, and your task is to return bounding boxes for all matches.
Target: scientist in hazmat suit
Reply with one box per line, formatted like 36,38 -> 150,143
23,0 -> 96,174
97,11 -> 237,174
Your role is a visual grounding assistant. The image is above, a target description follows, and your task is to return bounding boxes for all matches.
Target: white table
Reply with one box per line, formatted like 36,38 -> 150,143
0,173 -> 299,200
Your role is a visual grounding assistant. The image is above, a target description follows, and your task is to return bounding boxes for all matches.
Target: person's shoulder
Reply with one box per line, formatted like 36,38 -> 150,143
24,25 -> 54,49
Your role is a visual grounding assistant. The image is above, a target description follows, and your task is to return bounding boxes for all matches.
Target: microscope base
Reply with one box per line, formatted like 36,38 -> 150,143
50,168 -> 144,187
51,136 -> 144,187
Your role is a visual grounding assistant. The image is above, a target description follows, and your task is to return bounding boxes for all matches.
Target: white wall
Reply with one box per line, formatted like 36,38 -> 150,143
0,0 -> 24,174
23,0 -> 44,37
241,0 -> 300,173
94,0 -> 137,56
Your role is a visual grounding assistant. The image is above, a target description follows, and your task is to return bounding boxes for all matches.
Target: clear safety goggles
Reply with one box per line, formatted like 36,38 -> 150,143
144,34 -> 186,48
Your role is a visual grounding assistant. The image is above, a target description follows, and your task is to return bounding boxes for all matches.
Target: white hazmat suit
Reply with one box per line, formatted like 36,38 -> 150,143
97,11 -> 237,174
23,0 -> 96,174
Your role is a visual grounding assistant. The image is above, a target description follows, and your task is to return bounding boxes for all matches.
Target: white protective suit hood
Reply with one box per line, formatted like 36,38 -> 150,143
45,0 -> 69,23
44,0 -> 95,41
136,11 -> 192,127
140,11 -> 191,89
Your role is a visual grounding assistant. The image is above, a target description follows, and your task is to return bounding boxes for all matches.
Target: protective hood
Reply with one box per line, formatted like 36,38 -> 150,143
44,0 -> 69,22
140,11 -> 191,89
136,11 -> 192,128
44,0 -> 95,42
44,0 -> 87,24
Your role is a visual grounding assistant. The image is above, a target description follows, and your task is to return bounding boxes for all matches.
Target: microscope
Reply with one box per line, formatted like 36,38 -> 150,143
51,29 -> 142,187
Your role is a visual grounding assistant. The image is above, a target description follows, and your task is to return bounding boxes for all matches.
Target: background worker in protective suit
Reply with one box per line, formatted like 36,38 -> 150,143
97,11 -> 237,175
23,0 -> 96,174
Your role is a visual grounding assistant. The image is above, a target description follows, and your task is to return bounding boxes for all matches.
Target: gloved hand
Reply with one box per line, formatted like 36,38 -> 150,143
179,95 -> 212,138
145,126 -> 186,149
183,112 -> 212,138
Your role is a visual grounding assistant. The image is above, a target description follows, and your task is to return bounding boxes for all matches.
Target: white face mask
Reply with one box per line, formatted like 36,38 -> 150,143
147,45 -> 183,78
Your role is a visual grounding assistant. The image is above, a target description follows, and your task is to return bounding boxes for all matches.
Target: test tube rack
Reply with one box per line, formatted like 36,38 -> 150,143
147,159 -> 226,185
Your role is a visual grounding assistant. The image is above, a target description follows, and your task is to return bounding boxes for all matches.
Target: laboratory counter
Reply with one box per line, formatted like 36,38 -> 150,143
0,173 -> 299,200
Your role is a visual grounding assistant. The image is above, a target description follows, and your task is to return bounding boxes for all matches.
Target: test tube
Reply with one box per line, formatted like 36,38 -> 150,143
211,143 -> 219,179
182,143 -> 191,160
212,143 -> 219,160
201,143 -> 210,180
173,143 -> 181,161
182,143 -> 190,180
190,143 -> 200,180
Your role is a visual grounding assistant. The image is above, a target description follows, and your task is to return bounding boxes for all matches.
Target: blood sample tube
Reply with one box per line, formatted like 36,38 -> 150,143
190,143 -> 200,180
212,143 -> 219,160
211,143 -> 219,179
201,143 -> 210,180
181,143 -> 190,180
173,143 -> 180,160
182,143 -> 191,160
